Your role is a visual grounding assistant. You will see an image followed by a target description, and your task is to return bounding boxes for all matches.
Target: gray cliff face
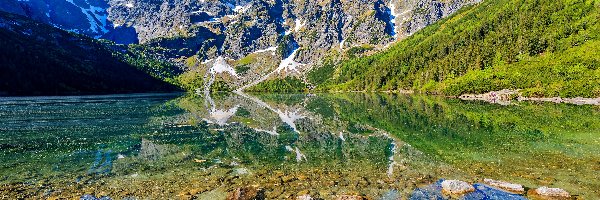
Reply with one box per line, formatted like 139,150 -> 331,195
1,0 -> 480,60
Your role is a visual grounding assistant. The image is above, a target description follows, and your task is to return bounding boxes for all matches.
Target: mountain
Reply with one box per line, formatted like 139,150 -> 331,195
313,0 -> 600,98
0,11 -> 179,96
0,0 -> 479,92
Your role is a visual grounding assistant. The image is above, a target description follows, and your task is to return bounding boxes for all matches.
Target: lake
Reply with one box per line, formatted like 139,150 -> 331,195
0,92 -> 598,199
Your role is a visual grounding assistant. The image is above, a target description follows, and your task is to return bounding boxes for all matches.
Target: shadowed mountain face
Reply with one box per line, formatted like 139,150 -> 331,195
0,12 -> 179,96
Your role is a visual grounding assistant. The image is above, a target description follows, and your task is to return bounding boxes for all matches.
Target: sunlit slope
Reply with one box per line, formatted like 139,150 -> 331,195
321,0 -> 600,98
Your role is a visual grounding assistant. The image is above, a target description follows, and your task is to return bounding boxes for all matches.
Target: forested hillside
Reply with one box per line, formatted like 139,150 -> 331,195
0,12 -> 179,96
315,0 -> 600,98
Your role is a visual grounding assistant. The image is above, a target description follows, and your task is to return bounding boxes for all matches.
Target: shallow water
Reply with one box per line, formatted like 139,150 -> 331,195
0,92 -> 598,199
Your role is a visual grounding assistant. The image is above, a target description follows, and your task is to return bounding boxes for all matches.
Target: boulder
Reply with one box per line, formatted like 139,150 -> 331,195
441,180 -> 475,195
483,179 -> 525,194
529,187 -> 571,199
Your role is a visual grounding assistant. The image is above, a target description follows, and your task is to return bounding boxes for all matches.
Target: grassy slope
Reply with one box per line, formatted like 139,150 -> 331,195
319,0 -> 600,98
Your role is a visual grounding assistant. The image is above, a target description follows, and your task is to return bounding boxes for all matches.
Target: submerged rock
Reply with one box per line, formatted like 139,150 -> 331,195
80,195 -> 112,200
483,179 -> 525,194
379,189 -> 401,200
441,180 -> 475,195
297,194 -> 313,200
227,186 -> 265,200
463,183 -> 527,200
409,179 -> 444,200
529,187 -> 571,199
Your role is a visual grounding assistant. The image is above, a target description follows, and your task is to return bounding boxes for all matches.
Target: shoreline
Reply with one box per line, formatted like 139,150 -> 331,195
324,89 -> 600,106
457,89 -> 600,106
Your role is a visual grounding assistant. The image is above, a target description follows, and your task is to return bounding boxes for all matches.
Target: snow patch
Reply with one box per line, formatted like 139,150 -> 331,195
253,46 -> 277,55
276,49 -> 304,73
276,109 -> 304,132
388,2 -> 398,38
209,106 -> 239,126
294,19 -> 305,32
65,0 -> 109,36
285,146 -> 307,162
255,126 -> 279,136
211,56 -> 238,77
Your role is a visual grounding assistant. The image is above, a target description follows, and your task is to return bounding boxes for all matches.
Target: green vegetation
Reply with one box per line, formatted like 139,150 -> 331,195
236,54 -> 257,66
211,80 -> 233,92
308,61 -> 335,85
235,65 -> 251,75
176,70 -> 205,91
246,77 -> 307,93
115,44 -> 183,85
318,0 -> 600,98
346,45 -> 374,59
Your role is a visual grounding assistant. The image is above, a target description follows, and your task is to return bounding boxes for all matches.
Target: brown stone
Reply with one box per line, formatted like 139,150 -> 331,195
227,186 -> 265,200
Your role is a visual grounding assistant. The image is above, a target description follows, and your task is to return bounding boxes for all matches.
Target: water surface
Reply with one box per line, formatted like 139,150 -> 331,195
0,93 -> 598,199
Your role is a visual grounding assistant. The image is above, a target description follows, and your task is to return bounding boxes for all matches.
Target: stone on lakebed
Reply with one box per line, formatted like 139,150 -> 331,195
441,180 -> 475,195
335,195 -> 369,200
226,186 -> 265,200
464,183 -> 527,200
297,194 -> 313,200
484,178 -> 525,194
529,187 -> 571,199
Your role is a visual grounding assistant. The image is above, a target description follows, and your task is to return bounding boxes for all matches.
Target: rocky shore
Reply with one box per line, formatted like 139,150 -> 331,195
71,178 -> 574,200
459,89 -> 600,106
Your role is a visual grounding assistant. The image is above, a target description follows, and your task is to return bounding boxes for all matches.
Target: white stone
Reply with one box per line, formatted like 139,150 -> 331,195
441,180 -> 475,195
534,187 -> 571,198
484,178 -> 524,194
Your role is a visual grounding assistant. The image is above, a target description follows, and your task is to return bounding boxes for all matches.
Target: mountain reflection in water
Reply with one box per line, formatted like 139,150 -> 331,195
0,92 -> 598,199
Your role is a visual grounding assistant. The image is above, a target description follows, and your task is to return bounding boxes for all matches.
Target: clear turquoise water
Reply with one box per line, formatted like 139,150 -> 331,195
0,93 -> 598,199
